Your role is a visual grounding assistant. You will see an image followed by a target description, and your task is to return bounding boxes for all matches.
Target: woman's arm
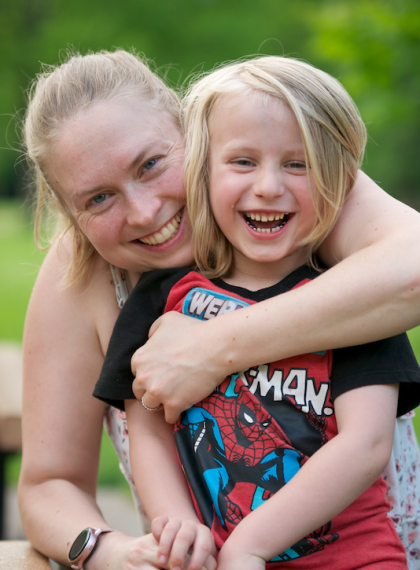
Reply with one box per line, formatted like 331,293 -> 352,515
125,400 -> 216,570
134,172 -> 420,422
217,383 -> 399,569
18,240 -> 164,570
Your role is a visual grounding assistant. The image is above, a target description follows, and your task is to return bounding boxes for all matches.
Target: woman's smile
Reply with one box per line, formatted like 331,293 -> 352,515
136,207 -> 184,246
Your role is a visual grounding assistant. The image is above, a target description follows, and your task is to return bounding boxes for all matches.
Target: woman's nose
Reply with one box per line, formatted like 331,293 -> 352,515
125,188 -> 162,227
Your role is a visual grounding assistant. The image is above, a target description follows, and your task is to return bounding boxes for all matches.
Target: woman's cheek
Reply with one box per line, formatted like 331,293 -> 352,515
79,214 -> 122,252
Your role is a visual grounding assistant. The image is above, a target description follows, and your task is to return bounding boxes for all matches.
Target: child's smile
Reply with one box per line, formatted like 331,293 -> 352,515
208,92 -> 316,288
243,211 -> 290,234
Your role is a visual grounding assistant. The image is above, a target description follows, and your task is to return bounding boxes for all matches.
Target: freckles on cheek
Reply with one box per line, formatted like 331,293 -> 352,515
80,218 -> 118,249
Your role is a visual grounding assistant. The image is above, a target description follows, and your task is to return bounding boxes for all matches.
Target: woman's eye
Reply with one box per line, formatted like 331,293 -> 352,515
92,193 -> 107,204
144,158 -> 157,171
235,159 -> 253,167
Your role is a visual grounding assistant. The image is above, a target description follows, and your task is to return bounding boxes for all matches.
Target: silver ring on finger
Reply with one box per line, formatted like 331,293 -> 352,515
141,395 -> 163,412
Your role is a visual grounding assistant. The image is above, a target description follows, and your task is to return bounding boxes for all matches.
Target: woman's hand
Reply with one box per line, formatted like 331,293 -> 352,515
132,312 -> 230,423
85,531 -> 168,569
152,516 -> 217,570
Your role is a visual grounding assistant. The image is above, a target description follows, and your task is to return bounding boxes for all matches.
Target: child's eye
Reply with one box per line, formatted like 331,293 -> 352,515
234,159 -> 253,167
287,161 -> 306,169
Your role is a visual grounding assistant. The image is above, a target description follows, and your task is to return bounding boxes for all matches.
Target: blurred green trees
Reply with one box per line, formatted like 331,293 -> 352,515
0,0 -> 419,205
307,0 -> 420,206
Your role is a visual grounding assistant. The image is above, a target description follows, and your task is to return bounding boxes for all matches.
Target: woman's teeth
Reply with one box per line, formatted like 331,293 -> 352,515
244,212 -> 289,233
138,211 -> 182,245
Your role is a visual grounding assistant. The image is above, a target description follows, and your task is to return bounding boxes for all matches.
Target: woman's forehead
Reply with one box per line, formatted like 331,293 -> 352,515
45,98 -> 184,198
62,97 -> 180,144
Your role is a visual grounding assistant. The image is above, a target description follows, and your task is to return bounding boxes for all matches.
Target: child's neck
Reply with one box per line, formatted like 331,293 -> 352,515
222,250 -> 308,292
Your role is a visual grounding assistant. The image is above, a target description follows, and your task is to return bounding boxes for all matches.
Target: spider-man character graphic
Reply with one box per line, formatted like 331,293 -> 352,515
174,374 -> 339,561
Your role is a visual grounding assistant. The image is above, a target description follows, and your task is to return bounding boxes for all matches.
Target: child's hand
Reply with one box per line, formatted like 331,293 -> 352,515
217,544 -> 265,570
152,515 -> 217,570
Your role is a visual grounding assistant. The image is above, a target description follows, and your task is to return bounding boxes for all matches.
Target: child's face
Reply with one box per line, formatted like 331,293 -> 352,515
208,92 -> 316,284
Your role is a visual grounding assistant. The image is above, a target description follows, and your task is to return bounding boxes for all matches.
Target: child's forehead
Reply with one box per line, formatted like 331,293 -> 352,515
209,90 -> 289,130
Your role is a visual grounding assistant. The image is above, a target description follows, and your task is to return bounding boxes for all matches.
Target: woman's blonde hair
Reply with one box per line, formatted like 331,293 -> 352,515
24,49 -> 182,286
184,56 -> 367,278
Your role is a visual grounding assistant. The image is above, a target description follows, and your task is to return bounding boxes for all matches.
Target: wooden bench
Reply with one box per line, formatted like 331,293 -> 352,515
0,343 -> 23,540
0,541 -> 52,569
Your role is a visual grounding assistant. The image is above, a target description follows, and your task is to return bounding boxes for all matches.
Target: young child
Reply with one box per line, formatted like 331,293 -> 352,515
94,57 -> 420,569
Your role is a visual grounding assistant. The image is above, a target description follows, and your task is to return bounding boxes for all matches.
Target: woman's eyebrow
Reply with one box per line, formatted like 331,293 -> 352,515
128,143 -> 157,171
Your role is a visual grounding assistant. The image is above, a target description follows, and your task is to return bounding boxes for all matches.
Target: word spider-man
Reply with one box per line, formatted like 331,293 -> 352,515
174,374 -> 338,561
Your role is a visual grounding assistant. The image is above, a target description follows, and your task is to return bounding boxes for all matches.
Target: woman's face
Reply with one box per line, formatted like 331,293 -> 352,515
45,97 -> 193,274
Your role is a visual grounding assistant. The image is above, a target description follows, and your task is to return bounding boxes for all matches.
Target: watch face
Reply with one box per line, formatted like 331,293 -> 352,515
69,528 -> 92,561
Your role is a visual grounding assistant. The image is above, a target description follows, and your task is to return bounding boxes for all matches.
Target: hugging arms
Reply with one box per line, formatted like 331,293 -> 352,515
18,49 -> 420,570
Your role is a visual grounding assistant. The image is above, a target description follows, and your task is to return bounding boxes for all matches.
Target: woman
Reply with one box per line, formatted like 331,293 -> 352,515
19,49 -> 420,570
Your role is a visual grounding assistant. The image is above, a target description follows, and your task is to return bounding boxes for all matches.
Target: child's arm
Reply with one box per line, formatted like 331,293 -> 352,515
216,383 -> 398,570
124,400 -> 216,570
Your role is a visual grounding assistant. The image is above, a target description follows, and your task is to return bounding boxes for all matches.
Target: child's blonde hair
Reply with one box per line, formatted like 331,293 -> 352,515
184,56 -> 367,278
24,49 -> 182,286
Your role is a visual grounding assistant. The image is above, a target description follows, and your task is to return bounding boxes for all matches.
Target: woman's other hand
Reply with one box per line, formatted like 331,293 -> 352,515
131,312 -> 229,423
85,531 -> 168,570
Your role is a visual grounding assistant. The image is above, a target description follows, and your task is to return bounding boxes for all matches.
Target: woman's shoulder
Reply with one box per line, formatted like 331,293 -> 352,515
38,234 -> 112,293
30,235 -> 118,345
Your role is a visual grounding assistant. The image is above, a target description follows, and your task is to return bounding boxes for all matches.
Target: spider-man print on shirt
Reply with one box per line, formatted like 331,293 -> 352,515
175,371 -> 338,561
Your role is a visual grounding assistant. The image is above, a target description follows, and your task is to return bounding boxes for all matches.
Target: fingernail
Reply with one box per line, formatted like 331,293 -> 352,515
158,555 -> 166,564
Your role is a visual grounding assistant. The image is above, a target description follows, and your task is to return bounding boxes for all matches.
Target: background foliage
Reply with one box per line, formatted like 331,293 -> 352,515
1,0 -> 420,206
1,0 -> 420,486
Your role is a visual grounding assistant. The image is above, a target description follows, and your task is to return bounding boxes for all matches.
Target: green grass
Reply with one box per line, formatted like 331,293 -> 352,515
0,200 -> 46,340
1,199 -> 126,488
2,199 -> 420,488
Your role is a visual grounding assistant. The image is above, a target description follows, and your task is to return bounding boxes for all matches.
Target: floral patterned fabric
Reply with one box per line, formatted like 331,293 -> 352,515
382,410 -> 420,568
103,404 -> 151,534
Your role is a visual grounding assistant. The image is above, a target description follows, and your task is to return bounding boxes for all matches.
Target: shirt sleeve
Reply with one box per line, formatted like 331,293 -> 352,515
331,333 -> 420,417
93,267 -> 193,410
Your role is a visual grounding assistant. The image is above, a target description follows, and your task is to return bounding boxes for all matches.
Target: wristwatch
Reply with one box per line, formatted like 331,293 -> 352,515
68,527 -> 115,569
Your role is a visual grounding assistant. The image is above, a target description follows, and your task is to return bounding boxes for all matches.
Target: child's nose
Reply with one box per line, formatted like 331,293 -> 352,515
253,168 -> 284,200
